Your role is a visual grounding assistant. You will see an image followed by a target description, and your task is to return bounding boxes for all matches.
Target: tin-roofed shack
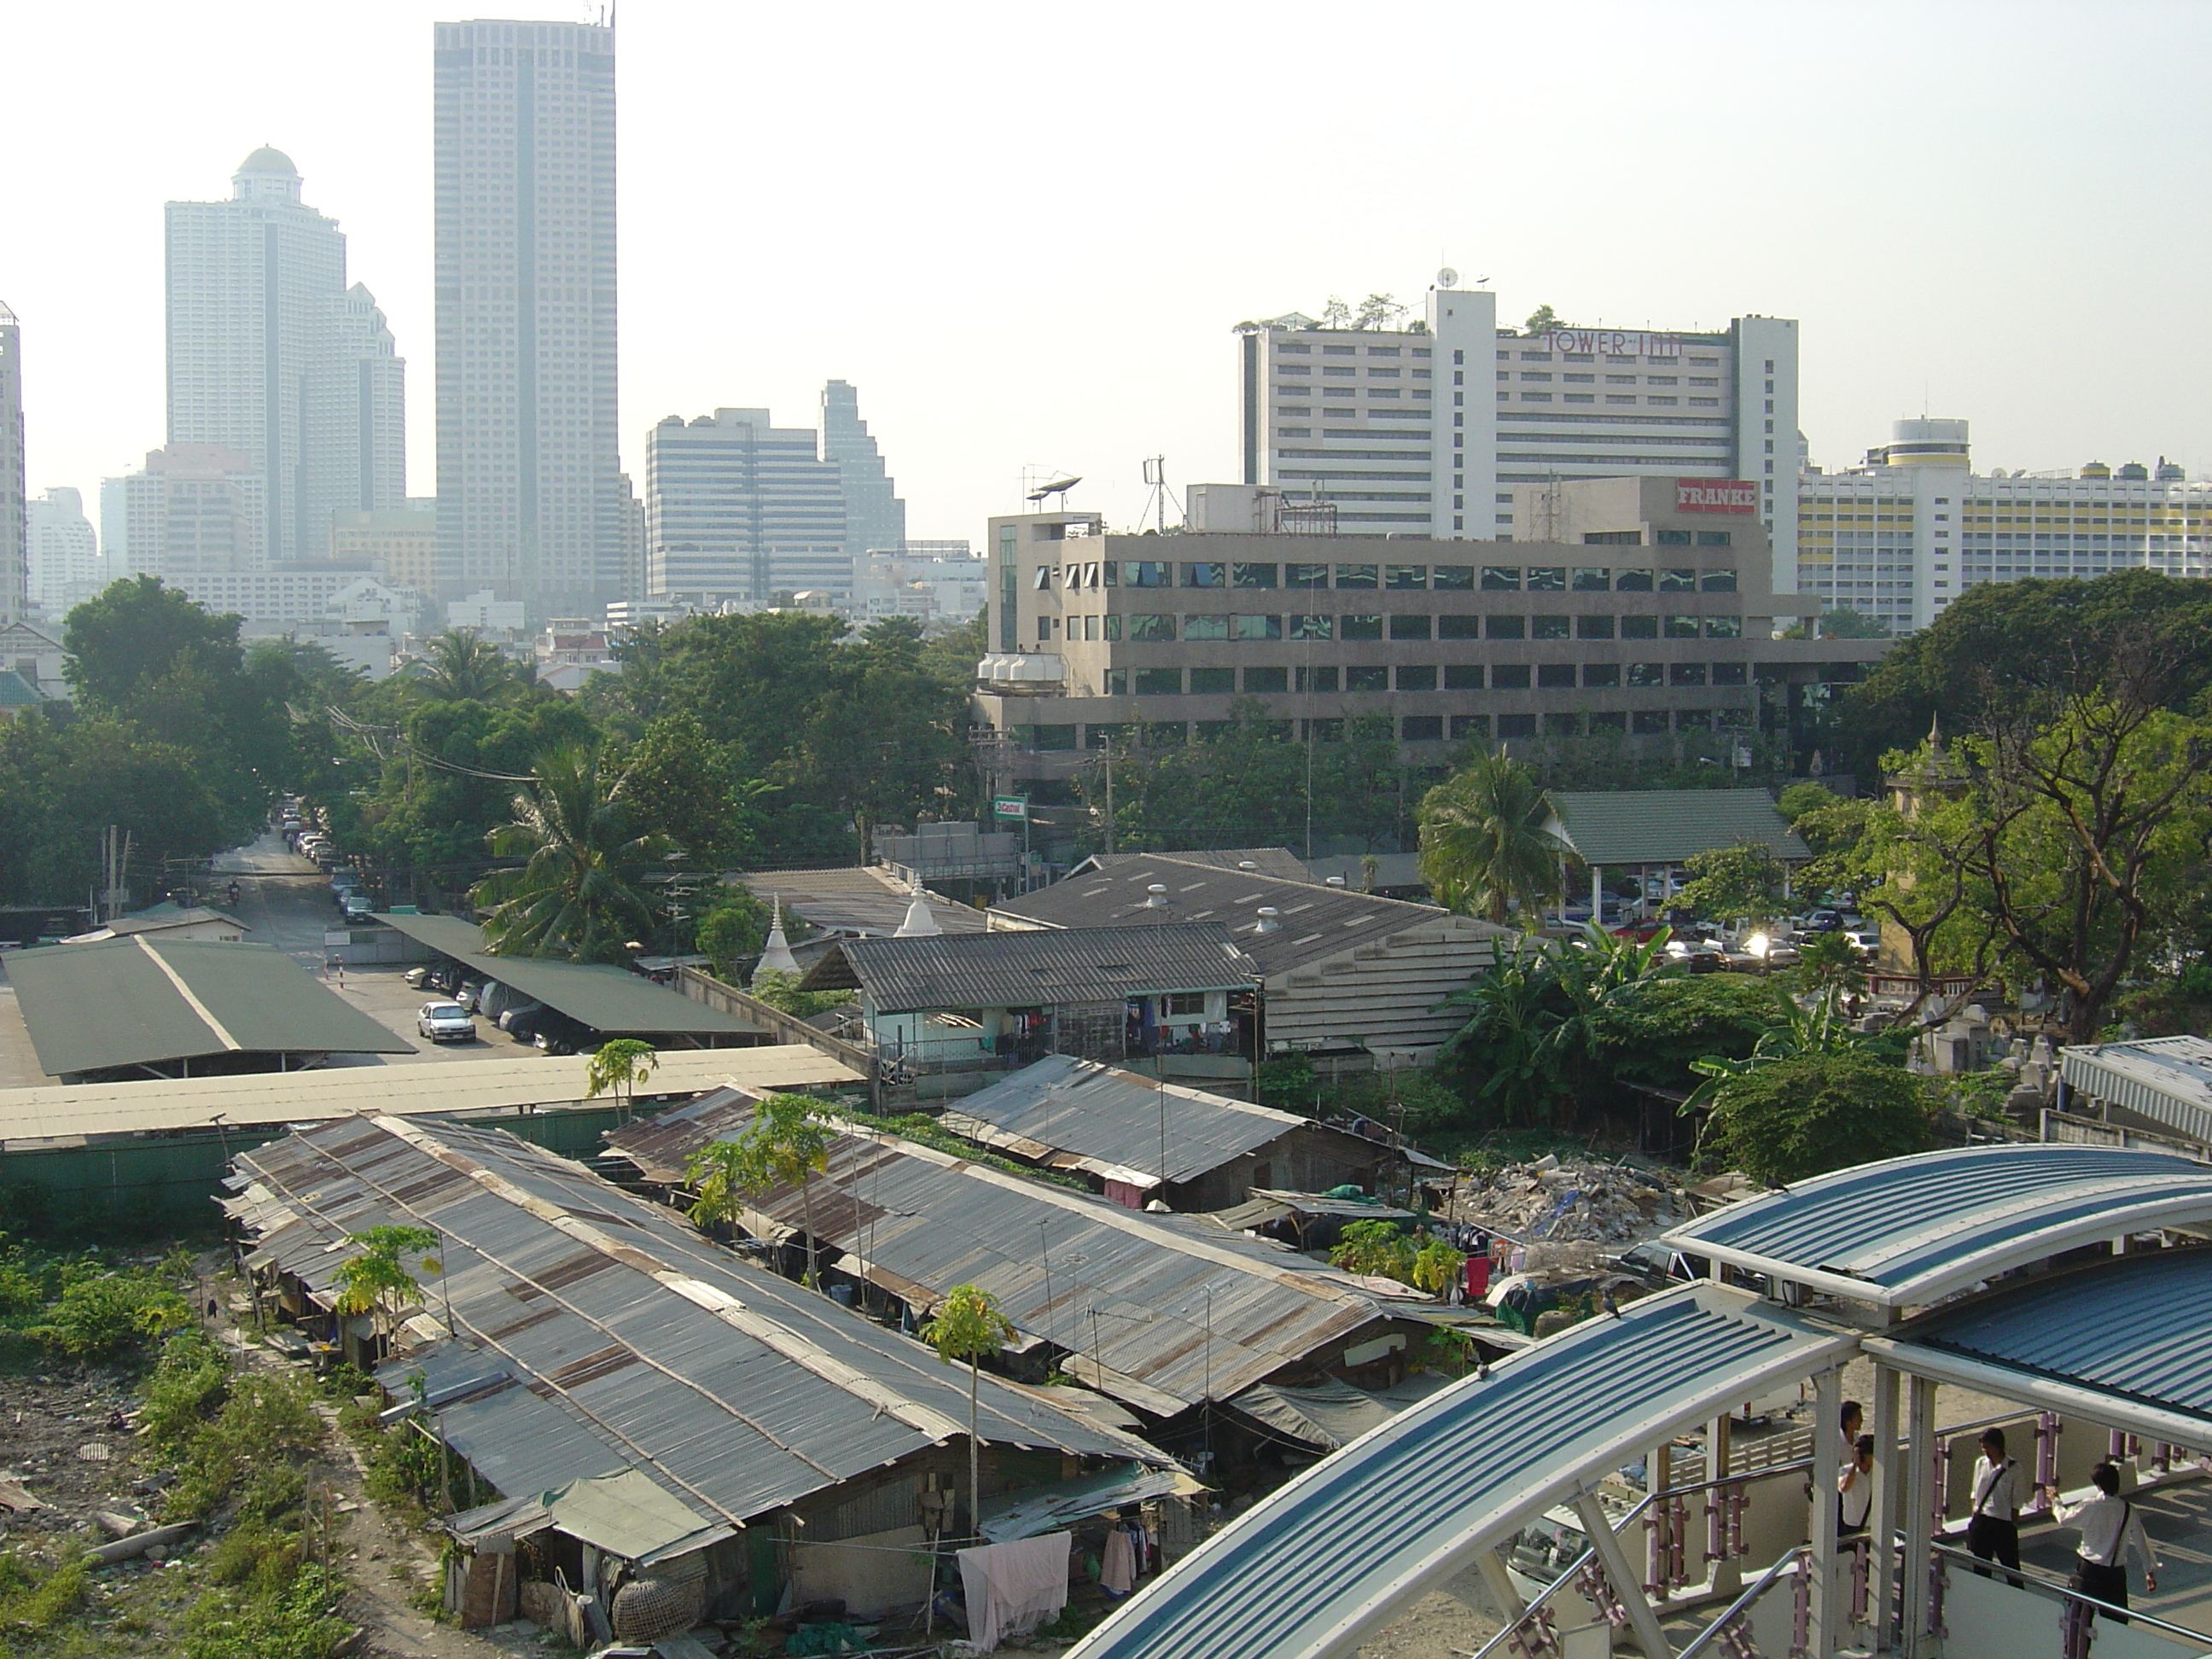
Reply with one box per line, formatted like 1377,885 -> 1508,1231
225,1115 -> 1168,1634
940,1053 -> 1412,1211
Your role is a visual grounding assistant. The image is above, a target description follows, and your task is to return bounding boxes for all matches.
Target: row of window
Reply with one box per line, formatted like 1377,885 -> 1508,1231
1510,393 -> 1720,407
1275,342 -> 1432,358
1509,373 -> 1720,387
1055,612 -> 1747,642
1039,561 -> 1738,592
1016,707 -> 1754,751
1506,351 -> 1724,367
1278,365 -> 1433,380
1099,661 -> 1752,695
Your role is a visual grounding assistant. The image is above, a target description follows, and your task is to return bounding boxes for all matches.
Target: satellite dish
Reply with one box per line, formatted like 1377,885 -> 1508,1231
1026,475 -> 1083,503
1437,267 -> 1459,288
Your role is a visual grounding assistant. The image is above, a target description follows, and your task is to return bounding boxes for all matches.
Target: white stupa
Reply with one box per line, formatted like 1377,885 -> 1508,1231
752,895 -> 800,982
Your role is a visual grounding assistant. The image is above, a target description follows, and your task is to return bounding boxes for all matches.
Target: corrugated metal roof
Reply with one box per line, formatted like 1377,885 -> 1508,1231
1067,1284 -> 1854,1659
1662,1144 -> 2212,1307
796,923 -> 1259,1012
988,858 -> 1503,981
373,913 -> 764,1037
735,867 -> 987,940
7,937 -> 411,1076
941,1055 -> 1308,1188
1075,849 -> 1313,882
602,1090 -> 1405,1412
1544,788 -> 1811,868
2059,1037 -> 2212,1142
229,1114 -> 1159,1533
0,1045 -> 860,1146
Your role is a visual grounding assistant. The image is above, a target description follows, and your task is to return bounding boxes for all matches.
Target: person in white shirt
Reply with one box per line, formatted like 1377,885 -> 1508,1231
2046,1463 -> 2159,1622
1837,1435 -> 1876,1537
1966,1427 -> 2023,1575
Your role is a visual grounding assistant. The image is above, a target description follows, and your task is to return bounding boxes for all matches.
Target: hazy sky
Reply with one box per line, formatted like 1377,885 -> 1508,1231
8,1 -> 2209,541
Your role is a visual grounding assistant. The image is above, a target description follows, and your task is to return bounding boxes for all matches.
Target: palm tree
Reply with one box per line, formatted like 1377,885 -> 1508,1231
923,1284 -> 1017,1538
416,629 -> 515,702
471,745 -> 671,962
585,1039 -> 659,1123
1417,752 -> 1562,925
684,1094 -> 836,1287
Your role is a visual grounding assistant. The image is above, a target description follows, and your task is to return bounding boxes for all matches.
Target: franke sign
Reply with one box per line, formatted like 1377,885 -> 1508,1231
1545,329 -> 1682,358
1677,480 -> 1758,515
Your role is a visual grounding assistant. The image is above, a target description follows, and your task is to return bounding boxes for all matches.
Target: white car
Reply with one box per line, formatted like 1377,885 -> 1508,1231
416,1001 -> 474,1043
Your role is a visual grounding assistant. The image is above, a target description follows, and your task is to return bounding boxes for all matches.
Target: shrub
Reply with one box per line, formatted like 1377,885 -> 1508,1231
24,1260 -> 189,1359
1697,1053 -> 1936,1186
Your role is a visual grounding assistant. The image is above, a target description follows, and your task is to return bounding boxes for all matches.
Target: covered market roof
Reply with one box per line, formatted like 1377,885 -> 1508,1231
1662,1144 -> 2212,1307
795,923 -> 1258,1012
1065,1283 -> 1854,1659
227,1114 -> 1161,1536
602,1088 -> 1409,1415
732,866 -> 986,940
373,912 -> 763,1039
1541,788 -> 1810,868
941,1054 -> 1311,1189
2058,1035 -> 2212,1144
6,936 -> 410,1079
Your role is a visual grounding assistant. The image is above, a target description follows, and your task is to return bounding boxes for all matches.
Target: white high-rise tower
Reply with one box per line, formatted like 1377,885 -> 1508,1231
0,305 -> 22,621
434,18 -> 621,614
821,380 -> 905,567
164,148 -> 405,565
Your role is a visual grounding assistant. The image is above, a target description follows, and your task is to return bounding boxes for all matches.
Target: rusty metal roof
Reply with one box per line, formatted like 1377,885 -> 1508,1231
226,1114 -> 1158,1530
602,1090 -> 1408,1415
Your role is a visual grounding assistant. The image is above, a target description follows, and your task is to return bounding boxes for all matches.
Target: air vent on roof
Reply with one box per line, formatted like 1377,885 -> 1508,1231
1325,876 -> 1347,888
1144,884 -> 1169,908
1255,907 -> 1282,934
1238,860 -> 1258,870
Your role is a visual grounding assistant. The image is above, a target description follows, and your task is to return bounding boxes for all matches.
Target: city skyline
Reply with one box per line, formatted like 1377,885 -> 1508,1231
5,1 -> 2210,551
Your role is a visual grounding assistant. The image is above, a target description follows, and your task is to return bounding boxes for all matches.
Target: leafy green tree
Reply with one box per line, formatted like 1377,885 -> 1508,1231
748,968 -> 852,1019
1329,1219 -> 1417,1282
685,1094 -> 837,1286
62,575 -> 244,711
1523,303 -> 1560,335
696,888 -> 772,981
1433,938 -> 1569,1126
1696,1053 -> 1935,1185
473,745 -> 672,962
1790,933 -> 1869,998
619,709 -> 769,870
1685,987 -> 1883,1110
332,1225 -> 443,1336
585,1039 -> 659,1122
1676,843 -> 1790,930
1814,608 -> 1889,639
1417,752 -> 1559,923
922,1284 -> 1019,1533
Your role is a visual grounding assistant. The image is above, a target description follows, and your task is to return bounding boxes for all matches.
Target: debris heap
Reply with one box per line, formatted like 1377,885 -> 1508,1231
1453,1155 -> 1691,1250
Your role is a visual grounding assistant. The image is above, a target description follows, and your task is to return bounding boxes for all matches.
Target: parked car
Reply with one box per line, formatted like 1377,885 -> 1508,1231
416,1001 -> 475,1043
453,977 -> 489,1011
341,896 -> 375,923
403,964 -> 434,989
531,1013 -> 593,1056
498,1004 -> 559,1042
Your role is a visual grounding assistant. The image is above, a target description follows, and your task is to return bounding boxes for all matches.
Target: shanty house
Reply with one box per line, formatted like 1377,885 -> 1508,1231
602,1089 -> 1435,1423
793,923 -> 1261,1097
226,1115 -> 1167,1634
987,855 -> 1507,1065
941,1053 -> 1412,1211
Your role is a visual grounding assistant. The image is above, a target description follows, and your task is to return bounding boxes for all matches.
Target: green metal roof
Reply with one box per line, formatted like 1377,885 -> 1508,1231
8,938 -> 411,1078
373,912 -> 761,1038
1543,788 -> 1810,867
0,670 -> 47,707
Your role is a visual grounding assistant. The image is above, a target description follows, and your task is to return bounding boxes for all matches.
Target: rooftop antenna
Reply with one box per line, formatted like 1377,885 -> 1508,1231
1140,456 -> 1177,534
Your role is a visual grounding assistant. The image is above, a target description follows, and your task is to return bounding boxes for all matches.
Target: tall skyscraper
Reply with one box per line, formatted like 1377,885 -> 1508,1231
434,18 -> 621,614
821,380 -> 905,566
116,445 -> 265,579
644,409 -> 848,606
165,148 -> 405,566
26,487 -> 101,614
0,305 -> 22,622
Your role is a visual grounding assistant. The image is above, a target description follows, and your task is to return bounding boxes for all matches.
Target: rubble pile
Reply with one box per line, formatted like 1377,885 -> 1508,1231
1454,1154 -> 1692,1249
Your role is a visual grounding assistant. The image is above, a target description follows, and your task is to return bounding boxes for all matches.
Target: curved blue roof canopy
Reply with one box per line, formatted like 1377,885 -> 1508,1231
1066,1282 -> 1854,1659
1662,1144 -> 2212,1308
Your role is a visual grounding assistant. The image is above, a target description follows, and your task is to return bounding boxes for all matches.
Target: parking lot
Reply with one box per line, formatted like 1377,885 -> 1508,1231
321,964 -> 555,1067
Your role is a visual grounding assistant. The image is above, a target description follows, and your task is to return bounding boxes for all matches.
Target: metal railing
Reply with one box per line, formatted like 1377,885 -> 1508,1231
1676,1546 -> 1809,1659
1928,1540 -> 2212,1656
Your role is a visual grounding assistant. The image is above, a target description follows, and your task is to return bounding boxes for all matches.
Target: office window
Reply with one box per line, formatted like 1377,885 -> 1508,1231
1122,560 -> 1169,586
1537,663 -> 1576,689
1397,665 -> 1439,691
1126,614 -> 1175,640
1287,562 -> 1330,588
1033,566 -> 1053,590
1573,567 -> 1613,590
1243,666 -> 1289,693
1104,668 -> 1128,695
1037,617 -> 1052,642
1614,568 -> 1655,591
1589,711 -> 1627,734
1627,662 -> 1665,688
1103,615 -> 1122,641
1184,614 -> 1228,639
1577,615 -> 1615,640
1669,662 -> 1708,686
1527,567 -> 1566,591
1656,529 -> 1691,547
1402,714 -> 1445,741
1289,614 -> 1333,641
1676,709 -> 1714,731
1233,614 -> 1284,640
1659,568 -> 1700,592
1438,614 -> 1481,639
1711,661 -> 1749,685
1080,614 -> 1097,640
1532,614 -> 1570,639
1451,713 -> 1491,741
1133,667 -> 1181,694
1632,710 -> 1669,734
1444,663 -> 1483,690
1335,563 -> 1379,589
1701,568 -> 1738,592
1296,666 -> 1339,693
1340,614 -> 1384,640
1182,561 -> 1225,587
1704,616 -> 1743,639
1544,713 -> 1582,737
1492,664 -> 1531,690
1390,614 -> 1433,641
1301,717 -> 1343,742
1347,666 -> 1389,691
1385,564 -> 1428,590
1621,614 -> 1659,639
1697,531 -> 1733,548
1663,614 -> 1702,638
1433,564 -> 1476,590
1189,667 -> 1235,695
1498,713 -> 1538,738
1481,565 -> 1522,591
1487,614 -> 1526,639
1583,662 -> 1621,688
1232,562 -> 1278,589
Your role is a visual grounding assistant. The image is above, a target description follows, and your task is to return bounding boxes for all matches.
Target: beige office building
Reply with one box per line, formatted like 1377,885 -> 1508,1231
330,500 -> 436,592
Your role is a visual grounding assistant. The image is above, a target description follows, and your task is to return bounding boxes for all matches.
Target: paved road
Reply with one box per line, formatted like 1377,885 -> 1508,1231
212,832 -> 344,965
